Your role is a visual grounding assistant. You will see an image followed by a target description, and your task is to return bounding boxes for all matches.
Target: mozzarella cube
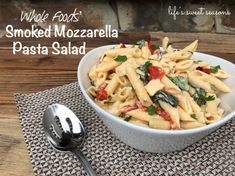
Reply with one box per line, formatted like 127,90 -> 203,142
144,79 -> 164,96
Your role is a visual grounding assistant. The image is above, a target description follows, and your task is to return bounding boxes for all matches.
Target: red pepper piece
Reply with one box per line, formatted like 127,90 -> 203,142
121,105 -> 138,113
147,66 -> 165,80
96,86 -> 108,101
120,43 -> 126,48
147,41 -> 155,54
157,109 -> 171,121
202,67 -> 210,74
196,66 -> 210,74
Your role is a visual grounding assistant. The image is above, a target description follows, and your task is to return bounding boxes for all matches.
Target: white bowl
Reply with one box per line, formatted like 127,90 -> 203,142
78,45 -> 235,153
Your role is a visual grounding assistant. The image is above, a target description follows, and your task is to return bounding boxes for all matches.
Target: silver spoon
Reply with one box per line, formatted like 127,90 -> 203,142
43,103 -> 96,176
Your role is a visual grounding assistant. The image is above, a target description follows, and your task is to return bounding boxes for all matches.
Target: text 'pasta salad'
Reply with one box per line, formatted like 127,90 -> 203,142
87,37 -> 231,130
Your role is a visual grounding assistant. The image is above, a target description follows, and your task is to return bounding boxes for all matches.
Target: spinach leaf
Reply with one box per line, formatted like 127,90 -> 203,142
191,85 -> 215,106
168,76 -> 190,91
137,60 -> 152,84
143,60 -> 152,68
152,90 -> 179,107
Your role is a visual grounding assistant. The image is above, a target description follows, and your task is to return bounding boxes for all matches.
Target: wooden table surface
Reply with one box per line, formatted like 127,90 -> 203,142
0,32 -> 234,176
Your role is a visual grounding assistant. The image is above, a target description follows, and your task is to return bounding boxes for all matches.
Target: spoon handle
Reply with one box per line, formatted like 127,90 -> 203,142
73,150 -> 97,176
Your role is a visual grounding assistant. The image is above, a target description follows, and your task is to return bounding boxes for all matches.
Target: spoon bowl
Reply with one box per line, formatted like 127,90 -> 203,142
43,103 -> 96,176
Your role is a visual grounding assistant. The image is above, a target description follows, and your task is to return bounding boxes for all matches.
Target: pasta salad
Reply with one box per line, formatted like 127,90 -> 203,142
87,37 -> 231,130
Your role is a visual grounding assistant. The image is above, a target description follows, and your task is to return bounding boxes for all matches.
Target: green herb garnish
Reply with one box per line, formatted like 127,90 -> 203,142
124,116 -> 132,121
114,55 -> 127,62
210,65 -> 221,74
152,90 -> 179,107
136,40 -> 146,49
190,113 -> 196,119
169,76 -> 190,91
147,105 -> 157,115
191,85 -> 215,106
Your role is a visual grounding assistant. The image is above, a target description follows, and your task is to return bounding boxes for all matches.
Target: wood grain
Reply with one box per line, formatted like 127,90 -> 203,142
0,32 -> 234,176
0,115 -> 33,176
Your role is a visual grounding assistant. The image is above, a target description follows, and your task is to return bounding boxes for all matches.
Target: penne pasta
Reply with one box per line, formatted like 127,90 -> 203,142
159,101 -> 180,128
193,70 -> 231,92
144,79 -> 164,96
178,107 -> 196,122
117,76 -> 129,86
149,54 -> 159,60
87,38 -> 230,130
105,74 -> 120,95
126,66 -> 152,107
175,60 -> 193,71
115,87 -> 133,101
195,112 -> 206,124
141,46 -> 152,59
162,51 -> 191,61
161,76 -> 181,93
96,72 -> 108,86
115,58 -> 139,76
166,45 -> 174,53
87,86 -> 97,97
120,99 -> 136,108
182,40 -> 198,53
181,121 -> 205,129
162,37 -> 169,51
175,94 -> 193,113
107,101 -> 122,116
206,95 -> 221,114
205,113 -> 221,124
105,48 -> 142,58
182,91 -> 201,113
126,109 -> 162,122
89,65 -> 98,81
96,60 -> 122,72
149,118 -> 171,130
187,71 -> 214,93
129,118 -> 149,127
211,69 -> 230,79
